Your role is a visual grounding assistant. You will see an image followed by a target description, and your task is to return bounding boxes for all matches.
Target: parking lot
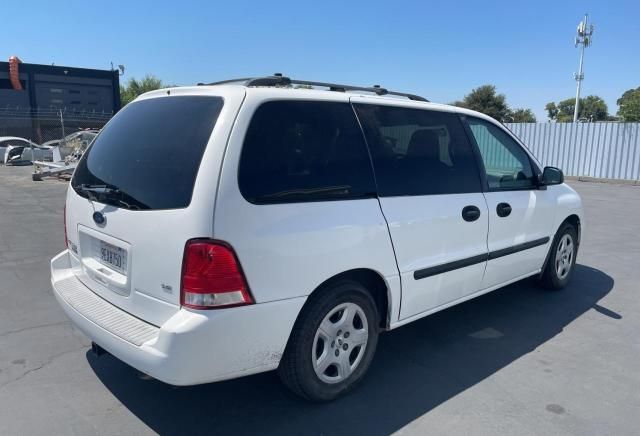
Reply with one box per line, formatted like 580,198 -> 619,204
0,165 -> 638,435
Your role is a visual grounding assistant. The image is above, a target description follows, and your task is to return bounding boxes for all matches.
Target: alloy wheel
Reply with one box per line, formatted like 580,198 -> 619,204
312,302 -> 369,384
555,234 -> 574,280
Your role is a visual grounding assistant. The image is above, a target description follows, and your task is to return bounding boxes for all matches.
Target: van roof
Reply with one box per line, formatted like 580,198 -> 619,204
140,75 -> 501,127
196,75 -> 429,102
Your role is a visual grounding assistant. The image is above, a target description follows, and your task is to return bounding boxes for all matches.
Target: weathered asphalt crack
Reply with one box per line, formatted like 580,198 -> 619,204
0,346 -> 87,390
0,320 -> 70,338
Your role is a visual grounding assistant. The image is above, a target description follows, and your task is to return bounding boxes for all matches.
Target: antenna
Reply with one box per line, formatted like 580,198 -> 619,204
573,13 -> 594,123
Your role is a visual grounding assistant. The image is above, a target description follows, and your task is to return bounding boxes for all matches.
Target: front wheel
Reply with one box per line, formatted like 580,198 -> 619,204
278,280 -> 379,401
539,223 -> 578,289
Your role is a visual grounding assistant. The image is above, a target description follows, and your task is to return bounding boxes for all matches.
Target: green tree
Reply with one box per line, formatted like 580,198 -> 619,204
452,85 -> 510,121
545,102 -> 559,121
452,85 -> 536,123
581,95 -> 609,121
545,96 -> 609,122
508,108 -> 537,123
556,98 -> 577,122
120,75 -> 168,106
617,87 -> 640,121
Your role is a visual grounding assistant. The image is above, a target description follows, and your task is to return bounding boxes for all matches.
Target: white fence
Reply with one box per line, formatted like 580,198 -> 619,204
505,123 -> 640,181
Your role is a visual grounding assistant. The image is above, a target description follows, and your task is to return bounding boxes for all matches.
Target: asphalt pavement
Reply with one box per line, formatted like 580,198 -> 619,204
0,165 -> 638,435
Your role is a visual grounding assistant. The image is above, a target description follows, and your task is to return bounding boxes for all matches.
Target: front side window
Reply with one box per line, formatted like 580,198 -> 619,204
466,117 -> 535,190
238,100 -> 376,204
353,104 -> 482,196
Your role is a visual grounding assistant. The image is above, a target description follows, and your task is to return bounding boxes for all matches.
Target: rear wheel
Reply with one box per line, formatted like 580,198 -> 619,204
278,280 -> 379,401
539,223 -> 578,289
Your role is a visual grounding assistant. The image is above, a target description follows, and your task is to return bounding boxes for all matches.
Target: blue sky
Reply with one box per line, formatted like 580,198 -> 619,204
2,0 -> 638,120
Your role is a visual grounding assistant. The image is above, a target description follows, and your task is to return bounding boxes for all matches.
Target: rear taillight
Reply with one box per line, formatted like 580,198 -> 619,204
63,203 -> 68,248
181,240 -> 253,309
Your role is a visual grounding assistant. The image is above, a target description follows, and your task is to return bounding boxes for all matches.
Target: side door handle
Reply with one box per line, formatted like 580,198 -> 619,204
462,205 -> 481,222
496,202 -> 512,217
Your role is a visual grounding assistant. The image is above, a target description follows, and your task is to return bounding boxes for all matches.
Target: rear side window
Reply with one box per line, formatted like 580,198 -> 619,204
238,100 -> 376,204
353,104 -> 482,196
72,96 -> 223,210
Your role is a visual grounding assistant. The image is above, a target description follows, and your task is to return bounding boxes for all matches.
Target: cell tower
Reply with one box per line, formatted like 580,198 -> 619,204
573,13 -> 594,123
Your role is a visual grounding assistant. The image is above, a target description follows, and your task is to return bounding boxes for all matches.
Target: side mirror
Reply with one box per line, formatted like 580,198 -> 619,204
540,166 -> 564,186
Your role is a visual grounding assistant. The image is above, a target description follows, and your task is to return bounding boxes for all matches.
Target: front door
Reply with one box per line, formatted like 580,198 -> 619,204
464,116 -> 556,289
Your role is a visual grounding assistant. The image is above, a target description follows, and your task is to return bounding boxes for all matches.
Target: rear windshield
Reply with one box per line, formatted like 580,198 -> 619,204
72,96 -> 223,210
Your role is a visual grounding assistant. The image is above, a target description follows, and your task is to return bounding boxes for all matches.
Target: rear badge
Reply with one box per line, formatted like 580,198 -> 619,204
161,283 -> 173,294
92,211 -> 106,225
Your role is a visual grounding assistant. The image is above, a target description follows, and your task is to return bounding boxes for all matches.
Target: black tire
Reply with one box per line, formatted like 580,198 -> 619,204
539,223 -> 578,290
32,173 -> 42,181
278,280 -> 379,402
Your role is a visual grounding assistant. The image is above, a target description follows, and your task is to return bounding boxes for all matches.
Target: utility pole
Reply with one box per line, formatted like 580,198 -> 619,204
573,13 -> 594,123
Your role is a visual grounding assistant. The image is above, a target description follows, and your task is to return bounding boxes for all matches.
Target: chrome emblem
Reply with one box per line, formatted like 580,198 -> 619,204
92,211 -> 106,225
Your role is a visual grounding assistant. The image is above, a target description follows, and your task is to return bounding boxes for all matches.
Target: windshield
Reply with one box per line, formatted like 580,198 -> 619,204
72,96 -> 224,210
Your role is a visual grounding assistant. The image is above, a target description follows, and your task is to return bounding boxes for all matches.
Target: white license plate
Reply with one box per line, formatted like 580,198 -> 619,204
97,241 -> 127,274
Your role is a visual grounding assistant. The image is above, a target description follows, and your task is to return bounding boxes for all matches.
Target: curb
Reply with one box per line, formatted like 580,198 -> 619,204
565,175 -> 640,186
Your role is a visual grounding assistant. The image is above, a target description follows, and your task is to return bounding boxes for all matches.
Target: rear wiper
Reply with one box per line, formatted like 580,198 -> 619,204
75,183 -> 150,210
74,183 -> 120,202
77,183 -> 119,194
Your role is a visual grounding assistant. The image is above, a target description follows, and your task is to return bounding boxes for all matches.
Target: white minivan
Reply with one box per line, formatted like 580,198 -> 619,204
52,76 -> 583,401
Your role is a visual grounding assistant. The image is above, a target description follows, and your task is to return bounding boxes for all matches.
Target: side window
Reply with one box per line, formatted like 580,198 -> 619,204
353,104 -> 482,196
466,117 -> 535,190
238,100 -> 376,204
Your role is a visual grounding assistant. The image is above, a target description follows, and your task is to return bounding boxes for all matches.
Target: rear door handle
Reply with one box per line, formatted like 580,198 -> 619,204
496,202 -> 512,217
462,205 -> 481,222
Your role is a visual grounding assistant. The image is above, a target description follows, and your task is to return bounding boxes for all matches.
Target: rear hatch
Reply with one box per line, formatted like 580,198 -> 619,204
65,93 -> 227,326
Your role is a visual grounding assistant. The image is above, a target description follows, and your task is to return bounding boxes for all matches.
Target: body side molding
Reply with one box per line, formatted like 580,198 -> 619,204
413,237 -> 550,280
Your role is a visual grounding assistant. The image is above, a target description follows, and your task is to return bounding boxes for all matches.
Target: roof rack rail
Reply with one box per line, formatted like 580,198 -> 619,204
196,77 -> 254,86
199,74 -> 429,102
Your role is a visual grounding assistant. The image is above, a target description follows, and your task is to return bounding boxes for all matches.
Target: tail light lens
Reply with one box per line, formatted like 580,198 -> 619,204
181,240 -> 253,309
63,203 -> 68,248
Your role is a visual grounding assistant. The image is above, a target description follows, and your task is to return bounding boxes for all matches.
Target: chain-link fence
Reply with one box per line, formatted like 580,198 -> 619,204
0,106 -> 112,145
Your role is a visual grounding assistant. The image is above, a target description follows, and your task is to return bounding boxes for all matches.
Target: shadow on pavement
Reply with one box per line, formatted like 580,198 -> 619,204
88,264 -> 614,435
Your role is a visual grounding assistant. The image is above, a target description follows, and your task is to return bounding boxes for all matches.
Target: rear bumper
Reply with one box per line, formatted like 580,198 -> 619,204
51,250 -> 306,385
